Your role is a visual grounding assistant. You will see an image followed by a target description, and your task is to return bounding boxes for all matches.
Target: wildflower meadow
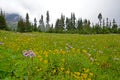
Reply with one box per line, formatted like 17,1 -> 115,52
0,30 -> 120,80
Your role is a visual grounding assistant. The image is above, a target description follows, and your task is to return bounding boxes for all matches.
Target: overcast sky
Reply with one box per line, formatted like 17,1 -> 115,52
0,0 -> 120,25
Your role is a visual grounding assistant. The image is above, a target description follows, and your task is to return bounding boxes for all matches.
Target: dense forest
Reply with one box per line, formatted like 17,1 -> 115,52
0,9 -> 120,34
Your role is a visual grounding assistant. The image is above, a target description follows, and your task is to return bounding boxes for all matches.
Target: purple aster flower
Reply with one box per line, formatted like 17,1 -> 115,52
23,50 -> 36,57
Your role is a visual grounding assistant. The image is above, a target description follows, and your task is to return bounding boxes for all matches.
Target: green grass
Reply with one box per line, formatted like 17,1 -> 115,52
0,30 -> 120,80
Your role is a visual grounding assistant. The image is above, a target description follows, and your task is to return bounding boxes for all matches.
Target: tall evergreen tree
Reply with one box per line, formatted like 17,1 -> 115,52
26,13 -> 29,22
81,19 -> 91,34
61,14 -> 65,29
46,11 -> 50,25
33,18 -> 37,31
55,19 -> 60,32
66,17 -> 72,31
54,14 -> 65,33
65,13 -> 76,32
17,18 -> 25,32
77,18 -> 83,30
103,19 -> 105,27
94,24 -> 102,34
83,19 -> 88,27
48,24 -> 54,33
46,11 -> 50,31
109,20 -> 111,27
98,13 -> 102,26
112,19 -> 118,33
71,13 -> 76,30
0,9 -> 7,30
106,18 -> 109,27
39,15 -> 45,32
25,13 -> 32,32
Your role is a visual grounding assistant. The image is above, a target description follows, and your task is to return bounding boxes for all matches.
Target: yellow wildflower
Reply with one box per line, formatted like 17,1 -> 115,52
82,73 -> 88,79
44,60 -> 48,64
60,67 -> 64,71
52,69 -> 56,74
89,72 -> 93,76
54,49 -> 59,53
74,72 -> 80,76
82,49 -> 87,53
84,68 -> 89,73
43,51 -> 48,57
60,50 -> 65,54
87,78 -> 91,80
65,70 -> 70,74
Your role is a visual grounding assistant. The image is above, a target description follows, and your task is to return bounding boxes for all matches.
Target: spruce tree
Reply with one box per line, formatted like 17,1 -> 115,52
98,13 -> 102,26
60,14 -> 65,30
46,11 -> 49,25
71,13 -> 76,30
33,18 -> 37,31
17,18 -> 25,32
0,10 -> 7,30
25,13 -> 32,32
39,15 -> 45,32
66,17 -> 72,31
106,18 -> 109,27
46,11 -> 50,31
77,18 -> 83,32
112,19 -> 118,33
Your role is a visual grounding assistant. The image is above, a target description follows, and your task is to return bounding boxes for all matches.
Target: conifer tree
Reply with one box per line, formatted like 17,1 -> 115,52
25,13 -> 32,32
106,18 -> 109,27
103,19 -> 105,27
0,9 -> 7,30
77,18 -> 83,31
46,11 -> 50,31
66,17 -> 72,31
61,14 -> 65,29
33,18 -> 37,31
112,19 -> 118,33
39,15 -> 45,32
17,18 -> 25,32
71,13 -> 76,30
98,13 -> 102,26
46,11 -> 49,25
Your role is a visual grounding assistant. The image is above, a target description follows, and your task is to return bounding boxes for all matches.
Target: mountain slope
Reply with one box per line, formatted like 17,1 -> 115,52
5,13 -> 21,30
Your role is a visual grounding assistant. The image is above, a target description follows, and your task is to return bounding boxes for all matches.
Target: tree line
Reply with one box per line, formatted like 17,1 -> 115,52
0,10 -> 9,30
0,9 -> 120,34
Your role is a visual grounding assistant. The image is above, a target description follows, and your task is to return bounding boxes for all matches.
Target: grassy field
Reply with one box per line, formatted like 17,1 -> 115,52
0,30 -> 120,80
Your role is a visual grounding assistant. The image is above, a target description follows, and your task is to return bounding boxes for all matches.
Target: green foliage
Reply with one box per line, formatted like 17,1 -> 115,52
94,24 -> 103,34
0,9 -> 119,34
55,15 -> 65,33
102,26 -> 111,34
112,19 -> 118,33
118,28 -> 120,33
46,11 -> 50,25
53,13 -> 120,34
98,13 -> 102,26
0,31 -> 120,80
39,15 -> 45,32
17,18 -> 25,32
25,13 -> 32,32
0,10 -> 7,30
17,13 -> 33,32
77,18 -> 83,30
33,18 -> 38,31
